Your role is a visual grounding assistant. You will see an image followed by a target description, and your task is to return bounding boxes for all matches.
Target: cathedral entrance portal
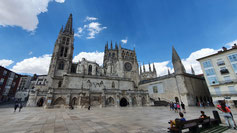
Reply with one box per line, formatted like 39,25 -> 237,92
120,98 -> 128,107
37,98 -> 44,107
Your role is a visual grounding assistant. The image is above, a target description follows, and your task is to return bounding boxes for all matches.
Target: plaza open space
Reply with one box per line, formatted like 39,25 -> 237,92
0,106 -> 236,133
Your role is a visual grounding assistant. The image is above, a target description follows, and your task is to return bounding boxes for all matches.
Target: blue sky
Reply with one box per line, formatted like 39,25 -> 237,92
1,0 -> 237,75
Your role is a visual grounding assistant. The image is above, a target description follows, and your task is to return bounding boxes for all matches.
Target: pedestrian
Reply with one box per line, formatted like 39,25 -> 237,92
169,102 -> 173,111
174,103 -> 177,113
14,102 -> 18,112
88,105 -> 91,110
177,103 -> 181,112
181,102 -> 186,113
19,102 -> 23,112
217,102 -> 236,129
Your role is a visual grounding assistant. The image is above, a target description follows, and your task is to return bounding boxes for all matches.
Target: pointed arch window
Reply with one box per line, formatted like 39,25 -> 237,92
60,46 -> 64,57
112,81 -> 115,88
66,38 -> 70,45
58,81 -> 62,87
58,62 -> 64,70
64,47 -> 68,57
88,65 -> 92,75
62,37 -> 66,44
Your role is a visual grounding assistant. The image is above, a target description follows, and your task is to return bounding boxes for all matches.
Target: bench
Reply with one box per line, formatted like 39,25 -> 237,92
169,117 -> 218,133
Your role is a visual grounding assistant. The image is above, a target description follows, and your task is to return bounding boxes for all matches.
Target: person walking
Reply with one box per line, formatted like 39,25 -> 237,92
217,102 -> 236,129
181,102 -> 186,113
19,102 -> 23,112
14,102 -> 18,112
177,103 -> 181,112
174,103 -> 177,113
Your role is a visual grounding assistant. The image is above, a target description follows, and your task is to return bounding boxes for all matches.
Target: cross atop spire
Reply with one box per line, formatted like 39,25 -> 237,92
63,14 -> 73,34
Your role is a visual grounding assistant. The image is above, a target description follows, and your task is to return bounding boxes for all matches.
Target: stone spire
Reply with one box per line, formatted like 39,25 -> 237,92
60,25 -> 63,33
191,66 -> 195,75
172,46 -> 186,74
115,42 -> 118,49
105,41 -> 108,51
143,62 -> 145,72
63,14 -> 73,34
110,41 -> 113,49
149,63 -> 151,72
140,64 -> 142,74
153,63 -> 156,72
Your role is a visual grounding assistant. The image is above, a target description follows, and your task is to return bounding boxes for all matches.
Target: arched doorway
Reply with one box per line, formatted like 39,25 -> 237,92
37,97 -> 44,107
54,97 -> 65,105
106,97 -> 114,106
71,97 -> 78,106
120,98 -> 128,107
141,97 -> 146,106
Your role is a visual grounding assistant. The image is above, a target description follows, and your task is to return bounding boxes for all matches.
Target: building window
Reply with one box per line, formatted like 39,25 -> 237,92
231,63 -> 237,73
228,86 -> 236,94
58,62 -> 64,70
203,60 -> 212,68
88,65 -> 92,75
205,68 -> 216,76
224,76 -> 232,83
217,59 -> 225,66
62,37 -> 66,44
0,78 -> 4,85
220,67 -> 229,74
207,76 -> 219,85
214,87 -> 221,95
3,70 -> 7,76
64,47 -> 68,57
60,46 -> 64,57
228,53 -> 237,62
153,86 -> 158,93
58,81 -> 62,87
112,82 -> 115,88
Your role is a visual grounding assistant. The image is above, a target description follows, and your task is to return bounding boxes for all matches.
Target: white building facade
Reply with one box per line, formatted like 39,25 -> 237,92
197,45 -> 237,107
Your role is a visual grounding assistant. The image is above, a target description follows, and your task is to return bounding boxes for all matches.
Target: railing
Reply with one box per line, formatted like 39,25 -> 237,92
211,79 -> 237,86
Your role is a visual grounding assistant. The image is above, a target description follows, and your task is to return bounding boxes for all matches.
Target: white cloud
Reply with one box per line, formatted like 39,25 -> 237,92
84,16 -> 98,22
121,37 -> 128,44
28,51 -> 33,55
0,0 -> 65,31
55,0 -> 65,3
182,48 -> 217,74
0,59 -> 14,67
75,17 -> 107,39
225,40 -> 237,48
73,51 -> 104,66
86,22 -> 107,39
11,54 -> 51,75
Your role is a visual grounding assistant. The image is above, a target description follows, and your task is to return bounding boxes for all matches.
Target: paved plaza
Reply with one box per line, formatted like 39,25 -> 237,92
0,106 -> 236,133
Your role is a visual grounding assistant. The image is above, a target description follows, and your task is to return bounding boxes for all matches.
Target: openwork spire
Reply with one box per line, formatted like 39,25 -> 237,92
63,14 -> 73,34
172,46 -> 186,74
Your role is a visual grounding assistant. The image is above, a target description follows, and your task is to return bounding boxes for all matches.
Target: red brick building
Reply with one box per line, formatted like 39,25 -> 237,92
0,66 -> 21,102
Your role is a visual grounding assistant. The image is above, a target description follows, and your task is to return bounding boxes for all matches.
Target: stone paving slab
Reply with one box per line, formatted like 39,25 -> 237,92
0,106 -> 236,133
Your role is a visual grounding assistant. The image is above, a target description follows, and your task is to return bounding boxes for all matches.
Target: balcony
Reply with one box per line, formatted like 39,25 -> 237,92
211,79 -> 237,86
220,69 -> 229,75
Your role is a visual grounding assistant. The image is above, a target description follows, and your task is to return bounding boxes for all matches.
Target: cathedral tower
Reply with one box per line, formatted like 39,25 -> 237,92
48,14 -> 74,78
172,46 -> 186,74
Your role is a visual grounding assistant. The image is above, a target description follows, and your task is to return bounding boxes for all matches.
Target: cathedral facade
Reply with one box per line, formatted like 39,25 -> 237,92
27,14 -> 149,108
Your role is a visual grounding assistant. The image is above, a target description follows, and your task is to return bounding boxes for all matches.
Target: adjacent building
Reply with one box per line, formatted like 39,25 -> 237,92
15,75 -> 32,101
197,45 -> 237,107
139,47 -> 211,106
0,66 -> 21,102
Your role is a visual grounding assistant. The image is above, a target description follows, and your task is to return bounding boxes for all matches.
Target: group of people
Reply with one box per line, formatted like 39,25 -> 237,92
169,102 -> 186,113
197,101 -> 210,108
14,102 -> 23,112
169,100 -> 236,130
169,111 -> 209,128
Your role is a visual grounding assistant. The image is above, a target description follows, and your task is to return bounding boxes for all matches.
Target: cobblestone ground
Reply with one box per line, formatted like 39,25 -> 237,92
0,106 -> 236,133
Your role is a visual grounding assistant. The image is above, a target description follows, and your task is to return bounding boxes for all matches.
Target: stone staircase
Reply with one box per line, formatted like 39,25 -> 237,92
200,126 -> 229,133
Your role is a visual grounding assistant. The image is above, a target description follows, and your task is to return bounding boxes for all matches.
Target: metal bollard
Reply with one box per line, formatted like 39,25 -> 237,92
213,110 -> 222,124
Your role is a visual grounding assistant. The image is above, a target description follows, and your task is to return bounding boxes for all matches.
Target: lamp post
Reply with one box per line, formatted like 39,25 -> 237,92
175,74 -> 182,112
